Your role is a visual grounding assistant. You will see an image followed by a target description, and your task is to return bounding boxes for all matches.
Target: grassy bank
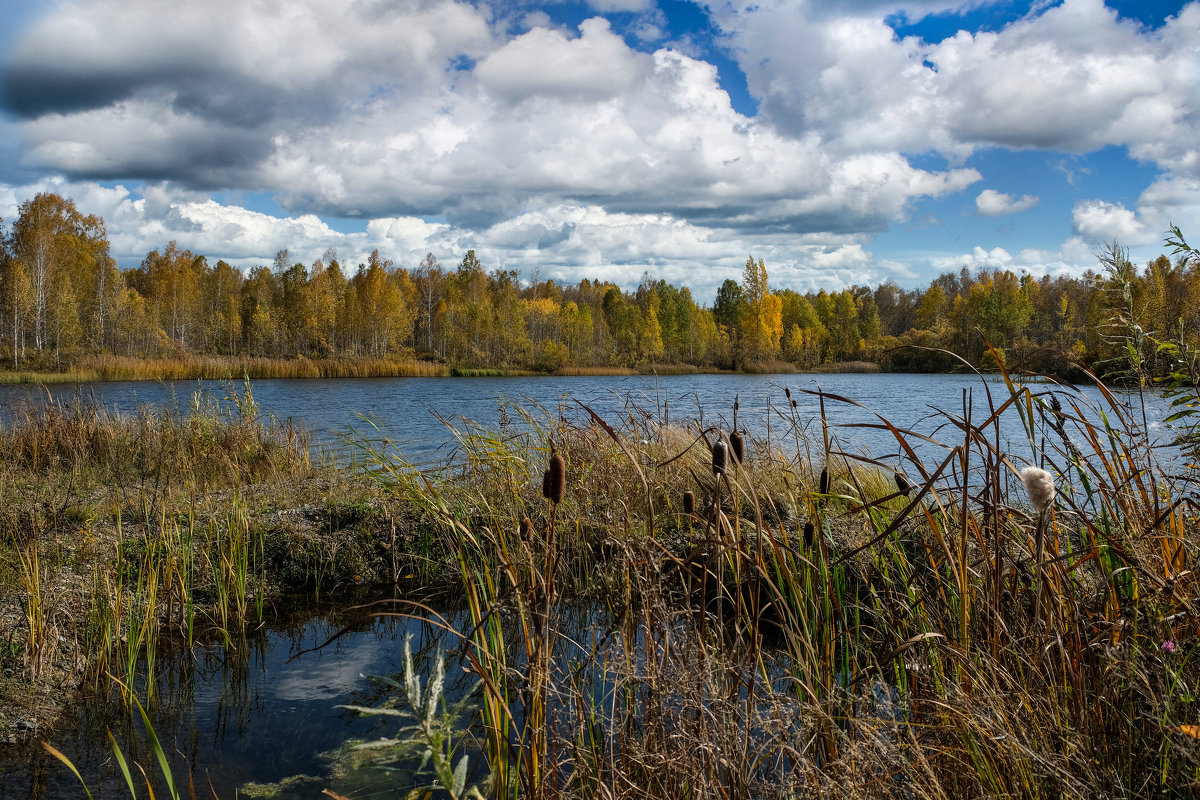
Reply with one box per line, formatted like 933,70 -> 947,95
5,363 -> 1200,797
0,355 -> 890,384
0,386 -> 427,747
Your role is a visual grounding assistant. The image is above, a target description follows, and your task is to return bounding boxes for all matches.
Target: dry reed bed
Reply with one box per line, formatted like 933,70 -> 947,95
3,369 -> 1199,798
351,367 -> 1200,799
0,385 -> 410,747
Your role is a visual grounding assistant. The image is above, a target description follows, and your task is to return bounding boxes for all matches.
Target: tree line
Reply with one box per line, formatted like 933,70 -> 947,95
2,192 -> 1197,378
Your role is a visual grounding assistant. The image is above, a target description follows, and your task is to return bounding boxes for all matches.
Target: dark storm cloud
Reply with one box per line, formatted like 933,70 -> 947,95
1,66 -> 142,118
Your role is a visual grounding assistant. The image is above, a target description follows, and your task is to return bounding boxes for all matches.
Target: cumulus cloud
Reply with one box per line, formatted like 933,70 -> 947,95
2,0 -> 981,237
3,0 -> 1197,292
1072,199 -> 1149,243
975,189 -> 1039,216
707,0 -> 1200,172
0,176 -> 903,297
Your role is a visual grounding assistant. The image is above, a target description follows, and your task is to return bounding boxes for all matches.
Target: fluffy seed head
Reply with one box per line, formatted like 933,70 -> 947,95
683,490 -> 695,515
1021,466 -> 1055,514
519,516 -> 533,540
711,440 -> 727,476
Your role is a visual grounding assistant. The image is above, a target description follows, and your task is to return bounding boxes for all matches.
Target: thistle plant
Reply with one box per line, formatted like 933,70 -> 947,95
340,636 -> 485,800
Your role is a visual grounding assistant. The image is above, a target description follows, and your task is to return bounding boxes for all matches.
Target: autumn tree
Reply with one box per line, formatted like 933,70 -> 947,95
9,193 -> 110,353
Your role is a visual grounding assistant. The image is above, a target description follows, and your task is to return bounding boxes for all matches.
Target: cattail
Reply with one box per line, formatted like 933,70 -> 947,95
729,431 -> 744,464
791,399 -> 797,408
542,469 -> 553,500
711,440 -> 727,476
803,520 -> 815,548
547,451 -> 566,504
784,386 -> 791,400
895,472 -> 912,496
818,468 -> 828,495
1021,466 -> 1055,514
519,516 -> 533,540
683,490 -> 695,515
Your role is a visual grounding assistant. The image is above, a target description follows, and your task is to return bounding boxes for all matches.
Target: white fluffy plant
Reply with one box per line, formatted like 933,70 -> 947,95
340,635 -> 485,800
1021,465 -> 1056,623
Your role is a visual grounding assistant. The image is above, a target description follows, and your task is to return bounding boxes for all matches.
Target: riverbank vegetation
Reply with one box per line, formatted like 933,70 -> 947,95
3,347 -> 1200,796
3,192 -> 1200,381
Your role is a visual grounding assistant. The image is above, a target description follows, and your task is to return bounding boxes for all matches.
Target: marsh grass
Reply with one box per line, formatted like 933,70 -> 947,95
349,356 -> 1200,798
0,381 -> 318,721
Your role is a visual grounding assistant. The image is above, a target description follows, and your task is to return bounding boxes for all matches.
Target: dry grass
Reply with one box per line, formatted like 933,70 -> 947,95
354,360 -> 1200,799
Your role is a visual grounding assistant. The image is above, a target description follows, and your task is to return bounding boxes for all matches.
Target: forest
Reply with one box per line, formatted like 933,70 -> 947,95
2,191 -> 1198,379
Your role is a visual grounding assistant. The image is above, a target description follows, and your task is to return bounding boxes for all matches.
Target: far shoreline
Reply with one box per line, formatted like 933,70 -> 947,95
0,355 -> 961,386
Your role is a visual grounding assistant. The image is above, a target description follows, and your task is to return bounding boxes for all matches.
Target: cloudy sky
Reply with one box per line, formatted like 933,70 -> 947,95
1,0 -> 1197,299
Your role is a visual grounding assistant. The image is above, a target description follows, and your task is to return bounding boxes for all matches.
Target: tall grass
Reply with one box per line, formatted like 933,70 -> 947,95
1,381 -> 312,710
352,358 -> 1200,798
15,353 -> 451,382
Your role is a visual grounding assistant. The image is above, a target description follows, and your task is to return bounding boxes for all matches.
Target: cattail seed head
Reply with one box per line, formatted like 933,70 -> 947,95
729,431 -> 745,464
542,469 -> 552,500
683,490 -> 695,515
711,440 -> 728,476
803,520 -> 815,547
1021,466 -> 1055,514
784,386 -> 791,400
895,472 -> 912,496
818,468 -> 829,495
547,452 -> 566,504
791,399 -> 797,408
519,516 -> 533,540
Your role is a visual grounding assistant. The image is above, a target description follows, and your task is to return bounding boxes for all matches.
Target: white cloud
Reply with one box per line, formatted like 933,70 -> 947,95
4,0 -> 982,237
975,189 -> 1039,216
0,177 -> 912,297
1072,199 -> 1148,244
707,0 -> 1200,172
475,18 -> 648,101
585,0 -> 658,12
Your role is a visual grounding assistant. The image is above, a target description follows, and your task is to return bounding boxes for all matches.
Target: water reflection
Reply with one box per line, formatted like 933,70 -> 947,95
0,598 -> 477,799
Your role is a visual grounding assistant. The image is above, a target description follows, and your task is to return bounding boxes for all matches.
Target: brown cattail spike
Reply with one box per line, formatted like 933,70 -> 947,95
729,431 -> 744,465
683,490 -> 695,515
784,386 -> 791,400
895,472 -> 912,496
547,452 -> 566,505
712,440 -> 728,476
818,468 -> 829,495
542,469 -> 553,500
519,516 -> 533,540
803,520 -> 815,548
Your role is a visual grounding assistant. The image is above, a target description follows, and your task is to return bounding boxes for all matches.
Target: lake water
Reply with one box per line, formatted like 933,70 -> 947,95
0,372 -> 1181,472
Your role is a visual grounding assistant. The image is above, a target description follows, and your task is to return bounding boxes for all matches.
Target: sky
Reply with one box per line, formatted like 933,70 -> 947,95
0,0 -> 1197,301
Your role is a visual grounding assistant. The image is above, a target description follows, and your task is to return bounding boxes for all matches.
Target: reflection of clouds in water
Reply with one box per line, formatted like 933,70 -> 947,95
273,639 -> 384,701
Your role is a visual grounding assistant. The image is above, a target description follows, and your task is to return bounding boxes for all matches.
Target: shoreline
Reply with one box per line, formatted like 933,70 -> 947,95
0,355 -> 1024,385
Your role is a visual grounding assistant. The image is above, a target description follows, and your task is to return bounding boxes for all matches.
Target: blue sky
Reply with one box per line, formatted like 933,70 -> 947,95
1,0 -> 1197,300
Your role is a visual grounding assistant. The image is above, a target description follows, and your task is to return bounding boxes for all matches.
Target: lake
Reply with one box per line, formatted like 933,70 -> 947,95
0,372 -> 1181,472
